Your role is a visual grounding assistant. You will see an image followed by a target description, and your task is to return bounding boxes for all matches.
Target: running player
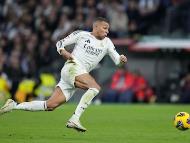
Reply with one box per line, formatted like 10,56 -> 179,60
0,17 -> 127,132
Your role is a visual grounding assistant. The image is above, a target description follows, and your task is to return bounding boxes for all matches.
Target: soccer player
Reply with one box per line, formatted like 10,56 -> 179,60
0,17 -> 127,132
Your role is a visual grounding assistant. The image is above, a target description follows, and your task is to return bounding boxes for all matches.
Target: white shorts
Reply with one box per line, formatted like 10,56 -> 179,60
56,59 -> 87,101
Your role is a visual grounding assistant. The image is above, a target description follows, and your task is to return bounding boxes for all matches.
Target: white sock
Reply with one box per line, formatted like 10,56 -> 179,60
14,101 -> 47,111
72,88 -> 99,120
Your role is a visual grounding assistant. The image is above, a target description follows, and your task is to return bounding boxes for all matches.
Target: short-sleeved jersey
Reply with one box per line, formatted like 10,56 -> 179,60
56,31 -> 120,72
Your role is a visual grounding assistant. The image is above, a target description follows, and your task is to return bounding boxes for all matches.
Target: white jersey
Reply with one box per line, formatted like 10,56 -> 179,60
56,31 -> 120,72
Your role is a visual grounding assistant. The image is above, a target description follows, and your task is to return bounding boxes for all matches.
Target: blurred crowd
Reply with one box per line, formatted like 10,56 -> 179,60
159,64 -> 190,104
0,0 -> 190,103
100,64 -> 190,104
101,66 -> 156,103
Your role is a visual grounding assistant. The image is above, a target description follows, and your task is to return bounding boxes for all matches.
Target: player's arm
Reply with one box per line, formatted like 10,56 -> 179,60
59,49 -> 73,60
107,39 -> 127,65
56,31 -> 81,60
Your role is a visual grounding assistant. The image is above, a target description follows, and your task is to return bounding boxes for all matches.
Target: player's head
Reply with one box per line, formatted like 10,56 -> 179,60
92,17 -> 109,39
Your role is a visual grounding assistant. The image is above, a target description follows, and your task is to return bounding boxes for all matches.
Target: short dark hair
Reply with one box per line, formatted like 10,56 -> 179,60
94,17 -> 109,23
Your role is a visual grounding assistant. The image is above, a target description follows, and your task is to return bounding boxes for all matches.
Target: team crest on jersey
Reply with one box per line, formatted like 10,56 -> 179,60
85,39 -> 90,43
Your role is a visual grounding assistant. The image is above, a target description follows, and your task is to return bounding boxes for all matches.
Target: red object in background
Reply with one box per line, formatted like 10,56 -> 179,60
110,70 -> 135,92
133,74 -> 154,102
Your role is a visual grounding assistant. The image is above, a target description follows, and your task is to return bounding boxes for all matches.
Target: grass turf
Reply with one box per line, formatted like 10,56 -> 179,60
0,104 -> 190,143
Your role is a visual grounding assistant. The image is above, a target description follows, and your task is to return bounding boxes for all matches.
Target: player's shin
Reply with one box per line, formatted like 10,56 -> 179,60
14,101 -> 47,111
73,88 -> 99,119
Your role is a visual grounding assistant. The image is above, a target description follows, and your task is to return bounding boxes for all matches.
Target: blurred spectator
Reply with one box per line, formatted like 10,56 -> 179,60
73,13 -> 85,30
132,70 -> 156,103
4,50 -> 24,99
0,48 -> 6,74
37,40 -> 54,72
0,37 -> 9,54
0,48 -> 11,102
45,8 -> 59,33
107,0 -> 128,37
126,0 -> 141,36
138,0 -> 160,16
165,0 -> 190,36
83,17 -> 93,32
180,73 -> 190,103
138,0 -> 163,34
35,0 -> 53,17
96,0 -> 109,18
83,0 -> 97,18
52,14 -> 72,41
160,71 -> 181,103
21,33 -> 38,77
102,66 -> 135,103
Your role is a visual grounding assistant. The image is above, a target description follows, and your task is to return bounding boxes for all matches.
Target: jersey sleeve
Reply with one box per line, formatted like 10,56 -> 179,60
56,30 -> 81,54
107,38 -> 121,65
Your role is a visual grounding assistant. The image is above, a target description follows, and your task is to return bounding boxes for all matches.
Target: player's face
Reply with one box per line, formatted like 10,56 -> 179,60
96,21 -> 109,39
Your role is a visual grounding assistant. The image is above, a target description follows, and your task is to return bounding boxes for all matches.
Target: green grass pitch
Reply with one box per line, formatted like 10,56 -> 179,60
0,104 -> 190,143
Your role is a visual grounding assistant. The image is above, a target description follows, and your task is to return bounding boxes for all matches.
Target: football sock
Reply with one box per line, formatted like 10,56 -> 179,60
72,88 -> 99,120
14,101 -> 47,111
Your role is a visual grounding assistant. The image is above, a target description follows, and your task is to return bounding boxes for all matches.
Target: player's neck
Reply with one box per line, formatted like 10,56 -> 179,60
91,32 -> 103,40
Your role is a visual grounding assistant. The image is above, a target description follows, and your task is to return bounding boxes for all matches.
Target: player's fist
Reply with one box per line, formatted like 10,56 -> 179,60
120,55 -> 127,64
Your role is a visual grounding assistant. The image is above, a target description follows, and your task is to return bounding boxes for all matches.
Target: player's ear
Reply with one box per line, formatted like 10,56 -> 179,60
93,22 -> 97,29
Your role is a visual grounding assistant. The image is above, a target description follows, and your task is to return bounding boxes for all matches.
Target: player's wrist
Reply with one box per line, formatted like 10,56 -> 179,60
61,50 -> 73,60
60,49 -> 66,55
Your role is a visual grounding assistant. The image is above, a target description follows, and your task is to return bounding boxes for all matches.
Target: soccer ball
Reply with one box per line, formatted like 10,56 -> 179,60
174,112 -> 190,131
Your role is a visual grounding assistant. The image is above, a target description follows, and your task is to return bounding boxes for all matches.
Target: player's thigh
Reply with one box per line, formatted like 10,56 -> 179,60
46,86 -> 66,110
75,73 -> 101,90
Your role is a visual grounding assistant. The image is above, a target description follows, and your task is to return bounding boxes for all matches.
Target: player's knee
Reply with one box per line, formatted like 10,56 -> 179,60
88,85 -> 101,91
95,83 -> 101,91
86,79 -> 101,91
90,85 -> 101,92
96,85 -> 101,91
93,85 -> 101,91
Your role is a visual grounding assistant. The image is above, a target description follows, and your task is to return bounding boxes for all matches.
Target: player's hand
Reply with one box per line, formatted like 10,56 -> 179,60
60,49 -> 73,60
120,55 -> 127,64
